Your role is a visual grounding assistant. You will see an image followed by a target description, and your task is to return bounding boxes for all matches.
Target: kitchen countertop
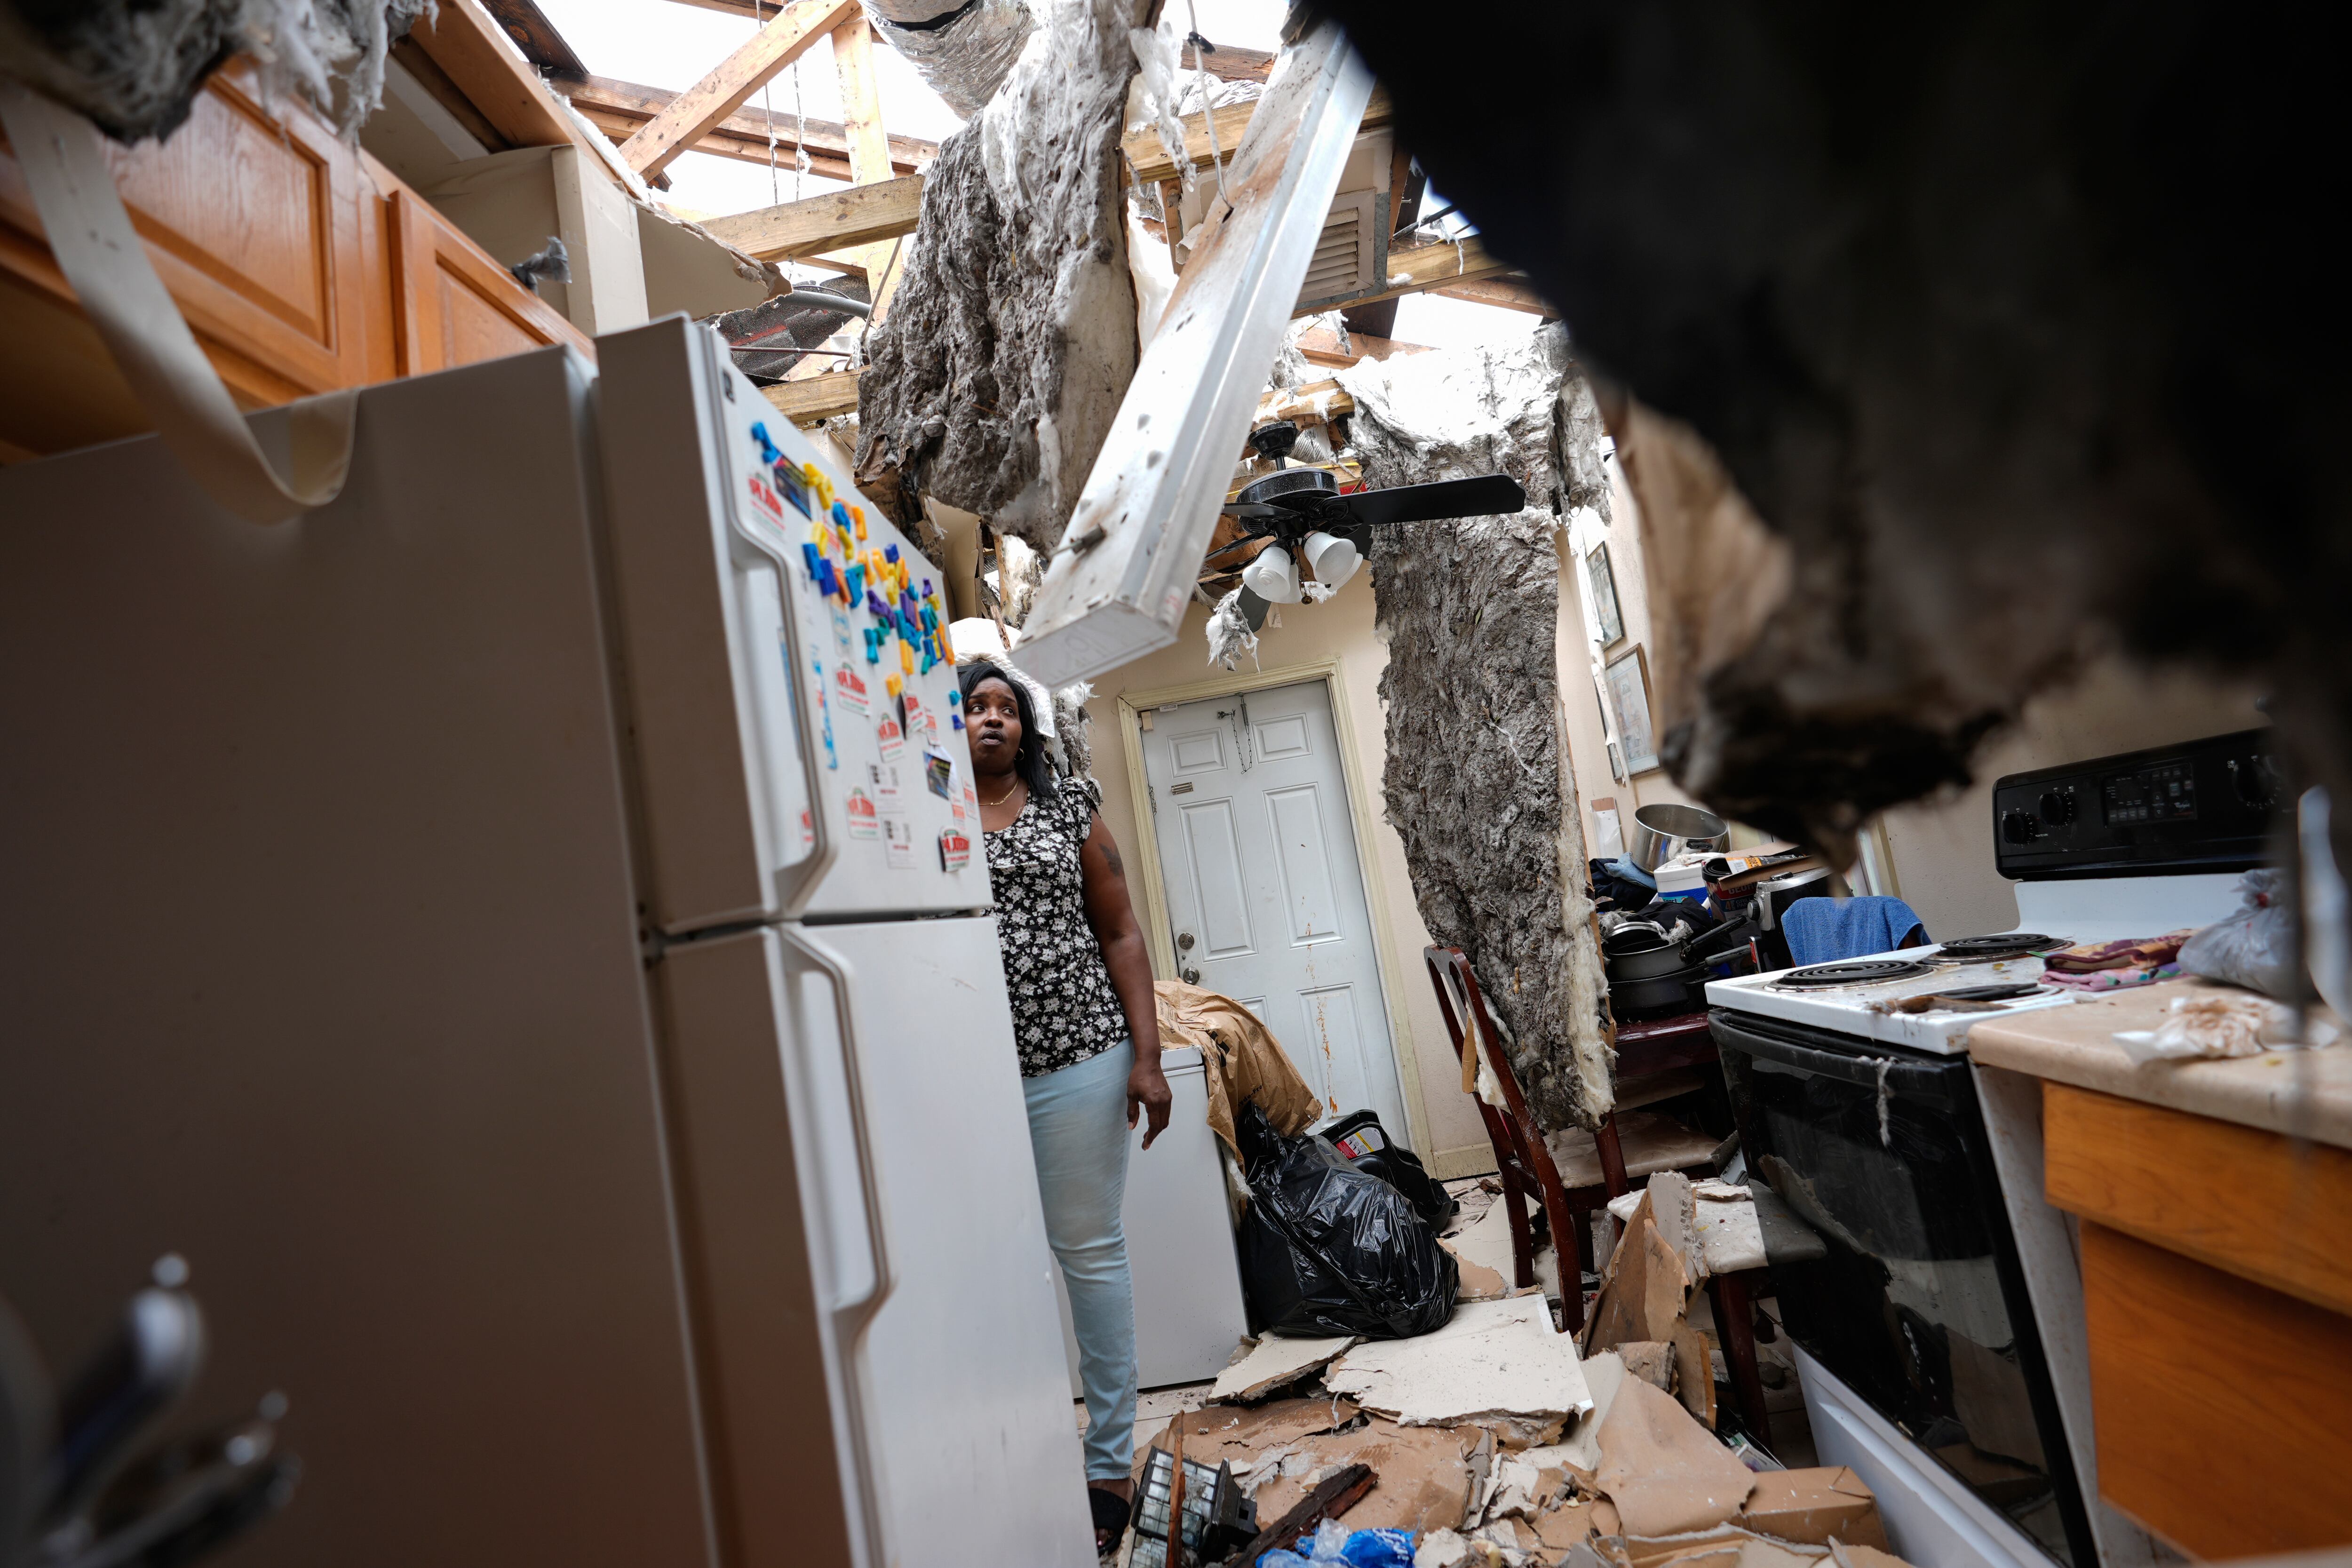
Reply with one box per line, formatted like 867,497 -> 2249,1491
1965,977 -> 2352,1151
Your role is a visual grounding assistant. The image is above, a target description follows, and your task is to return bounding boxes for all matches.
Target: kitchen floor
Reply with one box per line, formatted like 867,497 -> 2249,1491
1081,1173 -> 1820,1466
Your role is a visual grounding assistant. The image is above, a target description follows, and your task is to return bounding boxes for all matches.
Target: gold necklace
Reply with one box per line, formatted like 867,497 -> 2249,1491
982,775 -> 1024,808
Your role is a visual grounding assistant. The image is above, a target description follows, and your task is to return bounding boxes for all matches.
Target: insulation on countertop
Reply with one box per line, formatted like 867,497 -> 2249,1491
855,0 -> 1149,552
1344,326 -> 1616,1132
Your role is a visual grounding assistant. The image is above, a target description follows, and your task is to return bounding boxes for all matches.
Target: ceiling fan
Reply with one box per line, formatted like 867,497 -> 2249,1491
1209,422 -> 1527,629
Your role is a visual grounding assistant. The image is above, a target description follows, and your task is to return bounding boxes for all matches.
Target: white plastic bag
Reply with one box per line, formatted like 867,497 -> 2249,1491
2177,869 -> 2300,997
2113,991 -> 2340,1065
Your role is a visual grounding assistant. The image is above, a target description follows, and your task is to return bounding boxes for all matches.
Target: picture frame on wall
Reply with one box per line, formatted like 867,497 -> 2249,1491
1604,645 -> 1660,774
1585,542 -> 1625,646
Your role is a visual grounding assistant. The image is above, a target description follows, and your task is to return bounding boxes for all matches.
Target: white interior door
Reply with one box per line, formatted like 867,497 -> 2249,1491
1138,679 -> 1408,1136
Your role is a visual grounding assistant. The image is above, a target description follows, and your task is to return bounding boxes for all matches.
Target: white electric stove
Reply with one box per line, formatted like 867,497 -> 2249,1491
1708,727 -> 2280,1568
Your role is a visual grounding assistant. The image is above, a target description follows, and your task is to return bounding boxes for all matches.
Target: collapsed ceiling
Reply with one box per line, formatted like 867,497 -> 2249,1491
1307,0 -> 2351,868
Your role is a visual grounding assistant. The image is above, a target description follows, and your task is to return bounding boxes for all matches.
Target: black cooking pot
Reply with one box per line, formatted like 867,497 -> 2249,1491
1610,963 -> 1711,1020
1603,923 -> 1688,982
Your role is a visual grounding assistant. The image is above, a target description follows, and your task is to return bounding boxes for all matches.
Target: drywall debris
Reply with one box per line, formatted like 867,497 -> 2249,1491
1583,1176 -> 1717,1428
1212,1333 -> 1359,1403
1349,327 -> 1615,1132
1617,1341 -> 1677,1393
857,0 -> 1149,550
1138,1395 -> 1363,1492
1531,1349 -> 1628,1478
1738,1469 -> 1888,1550
1324,1297 -> 1594,1443
1443,1243 -> 1511,1302
1252,1418 -> 1484,1536
1593,1379 -> 1757,1537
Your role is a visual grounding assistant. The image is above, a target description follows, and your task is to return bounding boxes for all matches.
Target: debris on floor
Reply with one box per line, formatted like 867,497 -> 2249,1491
1213,1335 -> 1360,1403
1581,1174 -> 1721,1427
1323,1297 -> 1594,1446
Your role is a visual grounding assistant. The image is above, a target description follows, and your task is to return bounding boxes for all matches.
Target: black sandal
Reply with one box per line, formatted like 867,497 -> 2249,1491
1088,1485 -> 1130,1553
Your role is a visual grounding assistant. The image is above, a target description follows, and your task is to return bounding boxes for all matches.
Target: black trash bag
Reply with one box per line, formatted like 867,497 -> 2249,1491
1321,1109 -> 1457,1231
1235,1102 -> 1457,1340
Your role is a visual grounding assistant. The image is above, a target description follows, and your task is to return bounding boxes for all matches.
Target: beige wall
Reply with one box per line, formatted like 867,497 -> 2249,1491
1877,658 -> 2268,939
1078,576 -> 1498,1178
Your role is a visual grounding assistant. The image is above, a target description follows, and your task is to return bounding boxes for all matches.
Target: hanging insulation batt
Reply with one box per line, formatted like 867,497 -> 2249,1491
855,0 -> 1150,552
1342,326 -> 1616,1132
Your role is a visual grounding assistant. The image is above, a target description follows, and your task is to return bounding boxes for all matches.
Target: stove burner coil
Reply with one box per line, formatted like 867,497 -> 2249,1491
1775,959 -> 1935,988
1928,932 -> 2068,963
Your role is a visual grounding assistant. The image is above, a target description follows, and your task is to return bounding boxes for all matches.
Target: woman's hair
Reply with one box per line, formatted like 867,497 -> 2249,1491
957,659 -> 1058,799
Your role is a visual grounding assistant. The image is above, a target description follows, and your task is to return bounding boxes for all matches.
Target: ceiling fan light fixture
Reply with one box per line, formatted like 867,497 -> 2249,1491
1301,530 -> 1361,590
1241,544 -> 1303,604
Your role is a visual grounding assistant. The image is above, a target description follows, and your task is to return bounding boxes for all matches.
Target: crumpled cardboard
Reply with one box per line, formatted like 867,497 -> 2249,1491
1250,1417 -> 1485,1535
1593,1379 -> 1757,1536
1737,1468 -> 1887,1549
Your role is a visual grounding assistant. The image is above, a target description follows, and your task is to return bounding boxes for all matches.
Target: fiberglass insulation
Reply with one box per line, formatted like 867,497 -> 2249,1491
1342,326 -> 1616,1132
855,0 -> 1150,553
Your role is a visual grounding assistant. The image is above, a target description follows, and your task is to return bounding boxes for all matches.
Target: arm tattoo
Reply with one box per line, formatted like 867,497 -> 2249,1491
1103,844 -> 1123,877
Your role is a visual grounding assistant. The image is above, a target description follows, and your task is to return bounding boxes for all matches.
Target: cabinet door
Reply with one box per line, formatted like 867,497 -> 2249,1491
386,186 -> 591,376
0,59 -> 372,408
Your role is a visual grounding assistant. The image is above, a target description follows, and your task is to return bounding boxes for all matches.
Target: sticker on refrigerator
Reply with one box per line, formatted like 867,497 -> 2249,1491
938,828 -> 971,873
882,812 -> 917,869
871,760 -> 902,811
833,662 -> 871,719
800,807 -> 815,851
924,750 -> 954,801
747,473 -> 785,521
875,711 -> 906,762
903,689 -> 929,746
844,787 -> 878,840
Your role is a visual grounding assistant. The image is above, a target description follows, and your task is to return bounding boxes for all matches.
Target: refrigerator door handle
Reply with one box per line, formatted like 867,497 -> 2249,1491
776,923 -> 894,1552
762,555 -> 838,925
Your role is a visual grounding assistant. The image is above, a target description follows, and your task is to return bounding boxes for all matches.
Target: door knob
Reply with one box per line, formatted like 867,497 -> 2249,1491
1176,932 -> 1196,952
1182,966 -> 1201,983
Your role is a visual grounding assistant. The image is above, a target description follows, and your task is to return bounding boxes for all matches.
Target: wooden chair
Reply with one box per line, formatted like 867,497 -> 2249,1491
1424,947 -> 1772,1439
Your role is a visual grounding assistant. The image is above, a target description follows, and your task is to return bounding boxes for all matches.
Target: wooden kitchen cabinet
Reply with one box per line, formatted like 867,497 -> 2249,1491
2043,1080 -> 2352,1559
0,58 -> 589,464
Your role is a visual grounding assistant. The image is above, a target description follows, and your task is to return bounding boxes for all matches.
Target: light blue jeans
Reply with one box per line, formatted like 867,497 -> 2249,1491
1022,1041 -> 1137,1481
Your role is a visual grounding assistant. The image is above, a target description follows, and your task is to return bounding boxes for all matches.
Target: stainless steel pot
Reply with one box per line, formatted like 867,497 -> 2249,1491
1628,802 -> 1730,872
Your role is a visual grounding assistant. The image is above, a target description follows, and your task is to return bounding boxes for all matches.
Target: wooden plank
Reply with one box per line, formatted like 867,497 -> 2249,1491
1255,378 -> 1355,426
477,0 -> 587,76
619,0 -> 862,178
1432,273 -> 1554,316
408,0 -> 585,150
827,16 -> 902,312
2081,1220 -> 2352,1558
1124,85 -> 1393,186
1292,232 -> 1510,318
2045,1081 -> 2352,1316
698,174 -> 925,260
1218,1464 -> 1376,1568
762,368 -> 861,423
555,74 -> 935,175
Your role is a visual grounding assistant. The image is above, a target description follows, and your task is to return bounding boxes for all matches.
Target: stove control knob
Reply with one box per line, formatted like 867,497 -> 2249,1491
2038,790 -> 2075,827
2001,809 -> 2040,846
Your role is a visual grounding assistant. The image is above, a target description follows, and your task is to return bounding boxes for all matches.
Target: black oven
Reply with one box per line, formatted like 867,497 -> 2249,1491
1712,1010 -> 2096,1568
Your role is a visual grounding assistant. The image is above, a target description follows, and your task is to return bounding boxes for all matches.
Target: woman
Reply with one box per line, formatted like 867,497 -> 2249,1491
959,659 -> 1171,1553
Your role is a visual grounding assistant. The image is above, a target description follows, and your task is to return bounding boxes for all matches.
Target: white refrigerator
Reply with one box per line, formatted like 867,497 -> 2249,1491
0,318 -> 1095,1568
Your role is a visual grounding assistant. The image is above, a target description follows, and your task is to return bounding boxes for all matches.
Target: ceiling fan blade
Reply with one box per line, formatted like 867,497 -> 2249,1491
1343,473 -> 1526,528
1218,501 -> 1284,520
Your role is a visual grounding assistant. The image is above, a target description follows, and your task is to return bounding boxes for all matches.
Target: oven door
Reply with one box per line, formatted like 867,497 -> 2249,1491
1710,1009 -> 2095,1568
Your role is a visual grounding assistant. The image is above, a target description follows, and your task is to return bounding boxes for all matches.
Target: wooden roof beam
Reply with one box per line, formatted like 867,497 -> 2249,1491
1123,84 -> 1393,187
407,0 -> 602,152
1430,273 -> 1555,316
556,74 -> 936,176
764,368 -> 863,424
619,0 -> 862,178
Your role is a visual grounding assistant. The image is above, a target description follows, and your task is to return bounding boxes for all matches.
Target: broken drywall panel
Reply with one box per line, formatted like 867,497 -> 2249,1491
855,0 -> 1151,549
1594,1378 -> 1757,1537
1210,1333 -> 1358,1403
1011,23 -> 1375,685
1349,326 -> 1615,1132
1442,1242 -> 1511,1302
1323,1296 -> 1594,1442
1533,1348 -> 1628,1478
1444,1192 -> 1518,1280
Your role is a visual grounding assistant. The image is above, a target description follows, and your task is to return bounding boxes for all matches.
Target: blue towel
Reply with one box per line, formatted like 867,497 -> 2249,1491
1607,854 -> 1657,890
1782,896 -> 1928,967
